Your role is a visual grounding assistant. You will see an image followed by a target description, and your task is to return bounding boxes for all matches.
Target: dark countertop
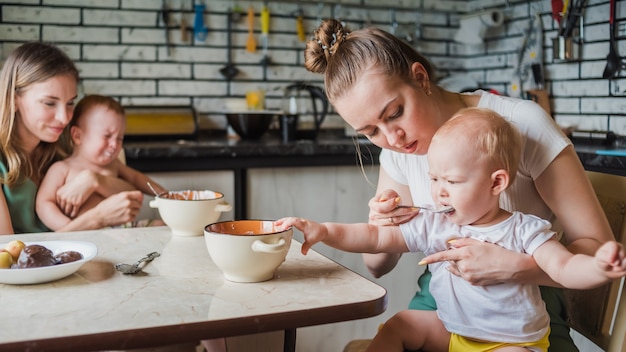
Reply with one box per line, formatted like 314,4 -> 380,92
124,129 -> 382,172
123,129 -> 626,177
123,130 -> 626,219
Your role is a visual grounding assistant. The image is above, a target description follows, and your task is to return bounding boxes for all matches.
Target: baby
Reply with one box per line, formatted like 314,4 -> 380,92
36,95 -> 166,230
277,107 -> 626,352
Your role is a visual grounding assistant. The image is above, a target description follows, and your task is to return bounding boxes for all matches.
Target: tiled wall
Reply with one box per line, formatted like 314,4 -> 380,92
1,0 -> 625,134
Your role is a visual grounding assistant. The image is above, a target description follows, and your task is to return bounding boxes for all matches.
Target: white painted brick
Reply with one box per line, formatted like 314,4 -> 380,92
553,97 -> 581,114
83,79 -> 156,96
611,79 -> 626,96
43,25 -> 118,43
3,0 -> 39,3
84,9 -> 157,27
610,116 -> 626,135
121,0 -> 163,10
545,62 -> 581,80
194,64 -> 230,80
121,28 -> 172,44
76,62 -> 119,78
3,6 -> 80,24
464,54 -> 507,70
581,97 -> 626,114
581,61 -> 610,79
43,0 -> 118,7
151,46 -> 223,63
82,45 -> 157,61
158,80 -> 227,96
121,97 -> 192,106
555,114 -> 608,130
0,24 -> 39,41
551,79 -> 609,97
122,63 -> 192,78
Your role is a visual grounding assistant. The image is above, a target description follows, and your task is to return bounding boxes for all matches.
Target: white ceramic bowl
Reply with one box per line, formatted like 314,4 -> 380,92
150,190 -> 232,237
0,240 -> 97,285
204,220 -> 293,283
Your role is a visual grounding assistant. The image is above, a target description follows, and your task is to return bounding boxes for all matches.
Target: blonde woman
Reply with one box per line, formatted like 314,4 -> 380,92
0,42 -> 143,234
304,19 -> 614,350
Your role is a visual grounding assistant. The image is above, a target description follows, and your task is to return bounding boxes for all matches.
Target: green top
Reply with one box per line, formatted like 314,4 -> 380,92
0,160 -> 49,234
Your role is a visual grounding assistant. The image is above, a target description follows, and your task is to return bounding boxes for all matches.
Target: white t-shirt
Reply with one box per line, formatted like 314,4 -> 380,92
400,211 -> 555,342
380,90 -> 571,225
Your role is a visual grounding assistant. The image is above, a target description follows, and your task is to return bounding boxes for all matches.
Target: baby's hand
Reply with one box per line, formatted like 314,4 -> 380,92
275,217 -> 327,255
595,241 -> 626,279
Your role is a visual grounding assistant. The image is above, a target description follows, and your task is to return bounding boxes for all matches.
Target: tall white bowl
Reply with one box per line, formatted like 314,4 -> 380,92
204,220 -> 293,283
149,190 -> 232,237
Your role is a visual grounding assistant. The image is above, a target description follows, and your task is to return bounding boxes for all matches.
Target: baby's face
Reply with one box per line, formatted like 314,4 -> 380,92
427,135 -> 496,226
74,107 -> 125,165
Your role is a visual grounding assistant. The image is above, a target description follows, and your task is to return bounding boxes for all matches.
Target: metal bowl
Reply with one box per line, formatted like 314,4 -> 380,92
226,111 -> 279,140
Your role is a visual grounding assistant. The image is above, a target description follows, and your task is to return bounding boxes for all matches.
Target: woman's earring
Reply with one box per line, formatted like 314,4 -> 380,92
425,88 -> 432,96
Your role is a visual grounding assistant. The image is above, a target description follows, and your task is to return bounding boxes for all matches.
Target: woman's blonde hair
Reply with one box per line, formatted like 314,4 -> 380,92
436,107 -> 522,185
304,19 -> 435,104
0,42 -> 79,186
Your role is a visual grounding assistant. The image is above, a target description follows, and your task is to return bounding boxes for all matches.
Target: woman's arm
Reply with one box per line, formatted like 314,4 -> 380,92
363,167 -> 417,278
36,162 -> 73,231
0,191 -> 14,235
534,145 -> 613,254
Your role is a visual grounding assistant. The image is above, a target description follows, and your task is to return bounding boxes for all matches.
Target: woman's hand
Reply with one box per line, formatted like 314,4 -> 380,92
368,189 -> 419,226
56,169 -> 98,218
420,238 -> 536,286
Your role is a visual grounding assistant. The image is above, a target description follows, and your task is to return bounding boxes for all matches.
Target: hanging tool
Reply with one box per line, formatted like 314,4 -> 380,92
193,3 -> 209,41
295,6 -> 306,42
552,0 -> 564,32
246,6 -> 256,53
260,3 -> 271,81
603,0 -> 620,79
220,9 -> 240,80
180,3 -> 189,42
161,0 -> 172,56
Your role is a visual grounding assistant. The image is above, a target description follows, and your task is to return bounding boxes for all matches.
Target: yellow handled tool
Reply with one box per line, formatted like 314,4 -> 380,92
296,13 -> 305,42
246,6 -> 256,53
261,4 -> 270,35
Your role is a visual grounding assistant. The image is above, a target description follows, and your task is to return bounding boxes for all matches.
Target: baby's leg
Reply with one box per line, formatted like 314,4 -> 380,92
366,310 -> 449,352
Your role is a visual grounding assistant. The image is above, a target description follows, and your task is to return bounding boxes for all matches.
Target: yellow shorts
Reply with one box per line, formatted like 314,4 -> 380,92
449,328 -> 550,352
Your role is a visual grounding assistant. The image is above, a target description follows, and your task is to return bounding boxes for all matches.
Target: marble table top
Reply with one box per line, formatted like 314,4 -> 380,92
0,227 -> 387,352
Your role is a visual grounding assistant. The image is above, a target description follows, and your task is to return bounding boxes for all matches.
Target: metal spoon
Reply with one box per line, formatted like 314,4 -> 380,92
396,205 -> 454,214
115,252 -> 160,275
147,182 -> 165,197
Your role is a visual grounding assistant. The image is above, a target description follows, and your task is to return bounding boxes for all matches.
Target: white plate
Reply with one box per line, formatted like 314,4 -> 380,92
0,240 -> 97,285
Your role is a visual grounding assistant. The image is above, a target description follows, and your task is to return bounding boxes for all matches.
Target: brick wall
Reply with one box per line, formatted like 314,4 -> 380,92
2,0 -> 624,136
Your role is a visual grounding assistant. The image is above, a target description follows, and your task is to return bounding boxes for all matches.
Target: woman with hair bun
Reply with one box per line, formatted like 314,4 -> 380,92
304,19 -> 612,351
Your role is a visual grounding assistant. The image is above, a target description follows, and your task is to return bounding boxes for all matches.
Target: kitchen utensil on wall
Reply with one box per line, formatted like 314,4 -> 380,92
161,0 -> 172,56
260,3 -> 271,81
193,3 -> 208,41
246,6 -> 256,53
220,9 -> 240,80
603,0 -> 620,79
281,82 -> 329,141
180,3 -> 189,42
295,6 -> 306,42
510,13 -> 543,98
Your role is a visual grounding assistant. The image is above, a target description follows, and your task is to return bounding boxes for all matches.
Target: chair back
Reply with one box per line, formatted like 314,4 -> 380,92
564,171 -> 626,351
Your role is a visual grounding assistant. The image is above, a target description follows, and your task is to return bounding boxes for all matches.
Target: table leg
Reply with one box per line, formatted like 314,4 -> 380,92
234,168 -> 247,220
284,328 -> 296,352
